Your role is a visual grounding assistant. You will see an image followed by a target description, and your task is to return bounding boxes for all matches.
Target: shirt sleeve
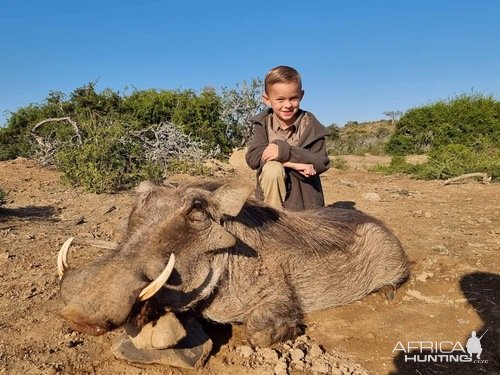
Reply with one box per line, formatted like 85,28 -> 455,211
272,137 -> 330,175
245,123 -> 268,170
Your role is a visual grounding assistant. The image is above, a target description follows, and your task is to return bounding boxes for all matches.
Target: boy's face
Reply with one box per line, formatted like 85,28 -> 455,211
263,81 -> 304,127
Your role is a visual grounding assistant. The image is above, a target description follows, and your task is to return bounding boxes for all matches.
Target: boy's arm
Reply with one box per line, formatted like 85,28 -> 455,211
272,138 -> 330,175
245,124 -> 268,170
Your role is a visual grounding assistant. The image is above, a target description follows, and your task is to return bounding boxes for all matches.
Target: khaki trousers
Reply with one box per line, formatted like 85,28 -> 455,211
259,161 -> 286,209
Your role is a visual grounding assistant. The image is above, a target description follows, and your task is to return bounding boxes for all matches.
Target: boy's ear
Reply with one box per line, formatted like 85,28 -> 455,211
300,89 -> 305,100
262,93 -> 271,107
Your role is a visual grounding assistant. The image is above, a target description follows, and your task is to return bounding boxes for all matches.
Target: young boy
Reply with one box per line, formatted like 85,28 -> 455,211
245,65 -> 330,211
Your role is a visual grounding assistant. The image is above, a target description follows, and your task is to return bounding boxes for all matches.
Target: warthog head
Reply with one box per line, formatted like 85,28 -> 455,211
58,180 -> 253,335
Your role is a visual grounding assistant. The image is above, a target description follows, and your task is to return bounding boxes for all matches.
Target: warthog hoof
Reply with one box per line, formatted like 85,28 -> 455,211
378,285 -> 397,301
111,314 -> 212,369
248,322 -> 305,347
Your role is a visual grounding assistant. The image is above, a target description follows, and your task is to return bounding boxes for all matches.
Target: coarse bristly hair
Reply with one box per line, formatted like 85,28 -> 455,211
264,65 -> 302,94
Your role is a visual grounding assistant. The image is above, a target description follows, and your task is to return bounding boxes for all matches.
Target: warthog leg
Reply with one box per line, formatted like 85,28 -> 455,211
244,279 -> 305,347
378,284 -> 397,301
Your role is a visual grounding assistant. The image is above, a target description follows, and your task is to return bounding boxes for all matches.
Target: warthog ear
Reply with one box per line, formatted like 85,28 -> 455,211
135,180 -> 155,194
213,180 -> 254,218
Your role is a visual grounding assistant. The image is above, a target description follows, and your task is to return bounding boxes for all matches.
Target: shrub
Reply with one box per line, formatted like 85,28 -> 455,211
53,114 -> 219,193
376,144 -> 500,181
219,78 -> 265,146
386,94 -> 500,155
330,156 -> 348,170
327,121 -> 393,156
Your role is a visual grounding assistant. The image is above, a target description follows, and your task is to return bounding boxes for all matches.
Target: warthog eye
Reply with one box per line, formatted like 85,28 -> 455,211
188,198 -> 209,222
193,199 -> 204,210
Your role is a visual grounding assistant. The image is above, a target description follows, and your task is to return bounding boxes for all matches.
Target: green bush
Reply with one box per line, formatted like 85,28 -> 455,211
0,83 -> 243,163
386,94 -> 500,155
376,144 -> 500,181
330,156 -> 349,170
327,121 -> 393,156
54,117 -> 152,193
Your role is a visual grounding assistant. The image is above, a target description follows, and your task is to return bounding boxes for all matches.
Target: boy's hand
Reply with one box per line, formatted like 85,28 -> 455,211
283,162 -> 317,177
261,144 -> 279,161
299,164 -> 317,177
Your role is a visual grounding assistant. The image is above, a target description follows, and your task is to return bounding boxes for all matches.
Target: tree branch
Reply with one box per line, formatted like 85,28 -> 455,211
443,173 -> 490,185
31,117 -> 82,145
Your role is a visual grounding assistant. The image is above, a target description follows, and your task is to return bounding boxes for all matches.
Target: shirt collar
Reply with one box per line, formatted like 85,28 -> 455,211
271,110 -> 304,133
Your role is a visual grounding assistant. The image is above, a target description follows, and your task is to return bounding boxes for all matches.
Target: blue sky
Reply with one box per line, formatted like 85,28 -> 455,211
1,0 -> 499,127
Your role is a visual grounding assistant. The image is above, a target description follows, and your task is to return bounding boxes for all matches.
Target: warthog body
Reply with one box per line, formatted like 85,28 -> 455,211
60,180 -> 409,346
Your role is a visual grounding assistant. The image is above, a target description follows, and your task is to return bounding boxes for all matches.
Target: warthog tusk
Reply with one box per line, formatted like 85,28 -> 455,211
57,237 -> 75,278
57,237 -> 118,279
138,253 -> 176,301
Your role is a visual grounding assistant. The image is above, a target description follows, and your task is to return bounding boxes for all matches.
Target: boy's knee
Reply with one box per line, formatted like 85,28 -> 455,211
261,161 -> 285,180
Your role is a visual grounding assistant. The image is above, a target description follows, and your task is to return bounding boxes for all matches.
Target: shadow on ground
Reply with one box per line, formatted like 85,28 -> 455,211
0,205 -> 60,222
391,272 -> 499,374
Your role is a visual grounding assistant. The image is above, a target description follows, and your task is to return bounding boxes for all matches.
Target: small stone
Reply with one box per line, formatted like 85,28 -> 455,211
237,345 -> 254,358
338,179 -> 357,188
103,206 -> 116,214
366,333 -> 376,340
273,361 -> 288,375
290,348 -> 304,363
310,358 -> 330,374
416,271 -> 434,282
126,312 -> 186,350
424,212 -> 432,218
73,216 -> 85,225
259,347 -> 279,362
65,339 -> 81,348
363,192 -> 381,201
308,344 -> 323,358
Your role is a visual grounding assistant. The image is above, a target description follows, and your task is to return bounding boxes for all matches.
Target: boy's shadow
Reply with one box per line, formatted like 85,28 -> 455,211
391,272 -> 499,374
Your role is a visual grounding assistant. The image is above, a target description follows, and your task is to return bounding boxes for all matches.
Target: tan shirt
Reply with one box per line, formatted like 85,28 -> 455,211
266,111 -> 306,146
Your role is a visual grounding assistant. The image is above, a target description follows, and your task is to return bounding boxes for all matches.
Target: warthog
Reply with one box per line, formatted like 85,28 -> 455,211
58,179 -> 409,347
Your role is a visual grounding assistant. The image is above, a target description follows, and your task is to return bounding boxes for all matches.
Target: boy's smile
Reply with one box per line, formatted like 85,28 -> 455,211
263,82 -> 304,127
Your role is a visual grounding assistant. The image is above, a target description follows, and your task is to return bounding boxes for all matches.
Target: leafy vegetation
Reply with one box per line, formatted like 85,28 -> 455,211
327,120 -> 394,156
0,80 -> 263,193
386,94 -> 500,155
379,94 -> 500,181
376,143 -> 500,181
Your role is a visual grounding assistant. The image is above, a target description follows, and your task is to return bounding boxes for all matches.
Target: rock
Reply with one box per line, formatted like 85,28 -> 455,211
308,343 -> 324,358
363,192 -> 381,201
416,271 -> 434,282
126,312 -> 186,350
259,347 -> 279,362
112,314 -> 212,369
290,348 -> 304,363
338,179 -> 357,188
73,216 -> 85,225
310,358 -> 330,373
273,360 -> 288,375
237,345 -> 254,358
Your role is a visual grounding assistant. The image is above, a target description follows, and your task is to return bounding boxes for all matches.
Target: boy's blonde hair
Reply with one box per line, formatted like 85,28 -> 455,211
264,66 -> 302,94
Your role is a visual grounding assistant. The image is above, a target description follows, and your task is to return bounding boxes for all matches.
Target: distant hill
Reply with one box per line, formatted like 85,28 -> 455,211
327,120 -> 395,155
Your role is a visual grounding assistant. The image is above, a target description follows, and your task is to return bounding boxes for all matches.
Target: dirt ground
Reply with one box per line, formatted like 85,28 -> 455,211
0,153 -> 498,375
